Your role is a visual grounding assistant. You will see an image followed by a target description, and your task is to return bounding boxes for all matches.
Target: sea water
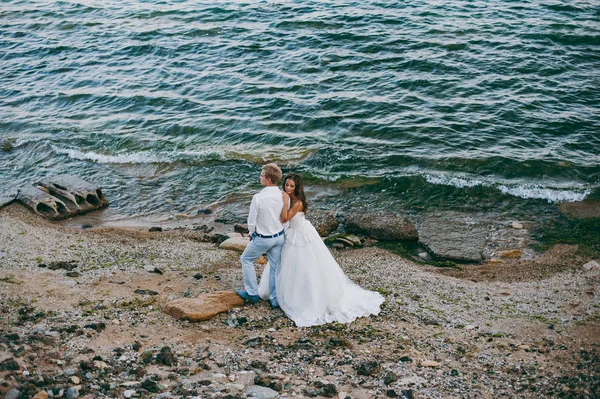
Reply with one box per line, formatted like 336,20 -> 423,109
1,0 -> 599,225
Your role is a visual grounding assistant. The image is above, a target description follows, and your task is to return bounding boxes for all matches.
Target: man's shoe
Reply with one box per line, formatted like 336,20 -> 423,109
269,300 -> 280,309
236,290 -> 260,304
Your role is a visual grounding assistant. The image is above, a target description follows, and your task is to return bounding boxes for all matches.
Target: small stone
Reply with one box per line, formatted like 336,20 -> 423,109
66,387 -> 79,399
123,389 -> 136,398
149,226 -> 163,232
32,392 -> 49,399
384,372 -> 398,385
356,361 -> 381,376
5,388 -> 21,399
245,385 -> 279,399
511,221 -> 523,229
420,359 -> 440,367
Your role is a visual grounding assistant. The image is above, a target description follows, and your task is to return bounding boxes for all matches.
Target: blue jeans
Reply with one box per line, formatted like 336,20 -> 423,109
240,233 -> 284,303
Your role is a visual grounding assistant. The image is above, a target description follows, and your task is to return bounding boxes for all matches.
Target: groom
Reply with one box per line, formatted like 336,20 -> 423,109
236,163 -> 285,309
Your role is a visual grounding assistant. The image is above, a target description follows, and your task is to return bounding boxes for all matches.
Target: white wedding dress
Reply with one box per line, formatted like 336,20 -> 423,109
258,212 -> 384,327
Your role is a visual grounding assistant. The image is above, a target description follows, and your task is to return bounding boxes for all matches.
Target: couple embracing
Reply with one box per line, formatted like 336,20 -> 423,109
236,163 -> 384,327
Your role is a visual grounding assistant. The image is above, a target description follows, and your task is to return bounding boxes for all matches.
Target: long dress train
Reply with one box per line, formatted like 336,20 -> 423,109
258,212 -> 384,327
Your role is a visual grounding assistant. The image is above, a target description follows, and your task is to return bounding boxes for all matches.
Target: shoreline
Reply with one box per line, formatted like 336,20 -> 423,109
1,202 -> 599,398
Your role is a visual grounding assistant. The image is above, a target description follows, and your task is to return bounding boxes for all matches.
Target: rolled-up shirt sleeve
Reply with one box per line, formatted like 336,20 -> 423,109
247,195 -> 258,235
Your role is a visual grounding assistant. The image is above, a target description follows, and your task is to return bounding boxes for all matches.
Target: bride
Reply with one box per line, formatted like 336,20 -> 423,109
258,173 -> 384,327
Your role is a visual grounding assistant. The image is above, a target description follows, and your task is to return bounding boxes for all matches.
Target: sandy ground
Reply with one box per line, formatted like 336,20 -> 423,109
0,203 -> 599,399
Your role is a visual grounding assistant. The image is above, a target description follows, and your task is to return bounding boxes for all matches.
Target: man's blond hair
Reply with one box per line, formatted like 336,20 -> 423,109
262,163 -> 282,185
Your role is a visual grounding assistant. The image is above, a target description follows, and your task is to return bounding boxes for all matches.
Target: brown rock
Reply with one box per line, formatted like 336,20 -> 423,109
307,210 -> 338,237
32,392 -> 49,399
559,200 -> 600,219
219,237 -> 250,252
163,291 -> 245,321
499,249 -> 522,259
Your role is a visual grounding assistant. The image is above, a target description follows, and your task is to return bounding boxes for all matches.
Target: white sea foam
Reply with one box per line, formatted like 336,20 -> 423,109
53,147 -> 165,164
498,185 -> 590,203
425,174 -> 488,188
424,172 -> 590,203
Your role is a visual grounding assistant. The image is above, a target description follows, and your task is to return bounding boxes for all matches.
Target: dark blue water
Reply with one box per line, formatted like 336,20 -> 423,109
1,0 -> 599,223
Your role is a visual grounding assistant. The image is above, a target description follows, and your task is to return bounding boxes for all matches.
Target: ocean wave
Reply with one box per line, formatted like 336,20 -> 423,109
424,173 -> 589,202
498,185 -> 590,203
425,174 -> 488,188
52,147 -> 166,164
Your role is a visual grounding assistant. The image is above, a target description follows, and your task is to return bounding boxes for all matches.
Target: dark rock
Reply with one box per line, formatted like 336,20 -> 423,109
293,338 -> 314,350
250,360 -> 268,371
197,209 -> 213,215
193,273 -> 204,280
244,337 -> 263,347
356,361 -> 381,376
0,358 -> 20,371
234,223 -> 249,234
386,389 -> 399,398
157,346 -> 176,366
83,322 -> 106,332
48,261 -> 77,271
418,212 -> 487,262
140,379 -> 160,393
13,346 -> 25,357
199,379 -> 212,386
38,263 -> 47,268
66,271 -> 81,277
134,289 -> 159,296
384,372 -> 398,385
401,389 -> 414,399
149,227 -> 163,232
132,341 -> 143,351
303,388 -> 319,398
209,233 -> 229,244
254,374 -> 272,387
344,212 -> 417,241
398,356 -> 413,363
270,381 -> 283,392
3,333 -> 20,342
81,224 -> 93,229
141,350 -> 154,364
150,267 -> 163,275
320,383 -> 337,397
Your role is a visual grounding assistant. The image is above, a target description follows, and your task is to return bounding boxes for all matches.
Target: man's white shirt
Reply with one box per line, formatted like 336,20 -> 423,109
248,186 -> 284,236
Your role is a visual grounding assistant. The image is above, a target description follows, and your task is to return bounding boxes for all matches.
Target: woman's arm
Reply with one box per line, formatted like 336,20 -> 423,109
281,196 -> 303,223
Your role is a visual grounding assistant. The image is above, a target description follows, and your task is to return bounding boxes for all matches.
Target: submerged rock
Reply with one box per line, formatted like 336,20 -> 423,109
418,213 -> 487,262
344,212 -> 418,241
16,175 -> 108,220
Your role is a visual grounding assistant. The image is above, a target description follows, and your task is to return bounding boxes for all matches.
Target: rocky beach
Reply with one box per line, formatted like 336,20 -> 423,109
0,201 -> 599,399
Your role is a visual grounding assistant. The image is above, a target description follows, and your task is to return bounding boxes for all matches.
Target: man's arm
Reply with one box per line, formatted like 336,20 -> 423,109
247,195 -> 258,236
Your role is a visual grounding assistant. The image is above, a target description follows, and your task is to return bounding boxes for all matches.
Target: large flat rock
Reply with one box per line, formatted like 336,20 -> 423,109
163,291 -> 244,321
219,236 -> 250,251
559,200 -> 600,219
0,195 -> 15,208
418,213 -> 487,262
344,211 -> 418,241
